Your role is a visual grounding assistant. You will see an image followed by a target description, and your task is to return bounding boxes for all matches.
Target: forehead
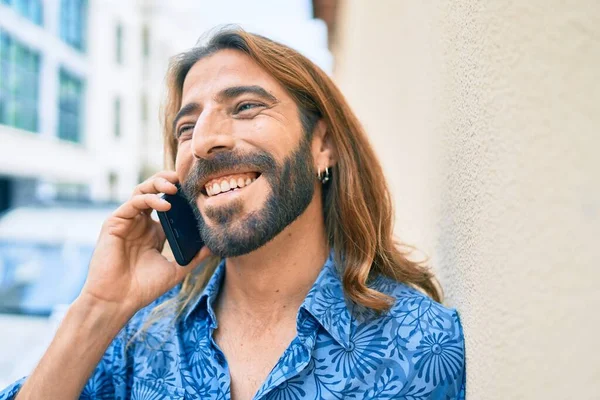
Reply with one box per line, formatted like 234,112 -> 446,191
181,49 -> 286,103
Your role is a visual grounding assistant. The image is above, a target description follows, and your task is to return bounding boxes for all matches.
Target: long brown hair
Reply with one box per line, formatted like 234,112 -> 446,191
156,26 -> 442,325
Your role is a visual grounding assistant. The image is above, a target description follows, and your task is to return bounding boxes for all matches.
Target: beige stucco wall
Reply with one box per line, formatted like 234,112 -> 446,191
333,1 -> 600,398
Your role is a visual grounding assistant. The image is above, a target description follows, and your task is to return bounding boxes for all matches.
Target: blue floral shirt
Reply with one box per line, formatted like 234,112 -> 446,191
1,253 -> 466,399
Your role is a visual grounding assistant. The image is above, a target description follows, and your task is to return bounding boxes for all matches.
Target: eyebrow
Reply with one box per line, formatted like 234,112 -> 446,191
216,85 -> 278,103
172,85 -> 279,135
172,102 -> 200,135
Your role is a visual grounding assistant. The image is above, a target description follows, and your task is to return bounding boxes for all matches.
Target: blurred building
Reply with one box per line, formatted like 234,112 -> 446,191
0,0 -> 143,210
0,0 -> 331,213
0,0 -> 333,383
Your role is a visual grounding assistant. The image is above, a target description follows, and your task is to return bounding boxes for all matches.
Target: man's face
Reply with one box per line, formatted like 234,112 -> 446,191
174,49 -> 316,257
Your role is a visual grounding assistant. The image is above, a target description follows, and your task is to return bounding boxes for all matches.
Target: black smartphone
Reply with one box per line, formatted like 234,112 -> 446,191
157,184 -> 204,266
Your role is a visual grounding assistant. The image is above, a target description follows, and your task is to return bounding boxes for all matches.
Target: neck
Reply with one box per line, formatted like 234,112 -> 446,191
216,197 -> 329,323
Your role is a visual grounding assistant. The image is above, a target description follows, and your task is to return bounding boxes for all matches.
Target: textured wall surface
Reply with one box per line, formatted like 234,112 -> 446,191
333,1 -> 600,398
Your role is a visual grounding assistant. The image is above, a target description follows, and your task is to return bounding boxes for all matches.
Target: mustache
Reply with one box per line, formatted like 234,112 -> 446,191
181,150 -> 277,199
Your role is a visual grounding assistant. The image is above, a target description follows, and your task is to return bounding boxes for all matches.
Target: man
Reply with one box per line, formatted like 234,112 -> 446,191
1,28 -> 465,400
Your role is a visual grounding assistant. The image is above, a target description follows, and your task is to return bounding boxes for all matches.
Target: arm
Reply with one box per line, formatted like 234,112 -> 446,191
14,295 -> 132,400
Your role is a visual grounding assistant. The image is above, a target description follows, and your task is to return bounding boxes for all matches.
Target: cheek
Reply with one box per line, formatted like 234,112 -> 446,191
174,145 -> 193,182
242,118 -> 294,158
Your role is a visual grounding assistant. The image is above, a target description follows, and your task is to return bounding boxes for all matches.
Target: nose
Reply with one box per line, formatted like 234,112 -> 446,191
191,111 -> 235,159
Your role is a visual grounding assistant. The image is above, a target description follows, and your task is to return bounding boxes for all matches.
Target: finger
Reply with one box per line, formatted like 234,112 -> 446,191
114,194 -> 171,220
132,171 -> 179,196
134,177 -> 178,197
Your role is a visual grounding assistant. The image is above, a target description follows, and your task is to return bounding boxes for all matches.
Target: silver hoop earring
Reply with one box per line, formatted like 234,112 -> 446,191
318,166 -> 331,184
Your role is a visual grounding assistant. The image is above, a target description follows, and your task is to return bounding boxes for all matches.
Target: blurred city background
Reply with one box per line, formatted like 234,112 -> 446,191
0,0 -> 598,398
0,0 -> 340,385
0,0 -> 333,386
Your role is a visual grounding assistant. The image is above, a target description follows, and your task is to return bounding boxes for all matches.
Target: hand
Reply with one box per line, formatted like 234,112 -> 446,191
79,171 -> 211,316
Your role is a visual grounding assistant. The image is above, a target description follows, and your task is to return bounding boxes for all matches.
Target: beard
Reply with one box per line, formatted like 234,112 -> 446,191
180,137 -> 315,258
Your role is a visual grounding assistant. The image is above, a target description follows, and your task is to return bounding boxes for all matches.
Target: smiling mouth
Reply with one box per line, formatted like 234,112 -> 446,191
202,172 -> 261,197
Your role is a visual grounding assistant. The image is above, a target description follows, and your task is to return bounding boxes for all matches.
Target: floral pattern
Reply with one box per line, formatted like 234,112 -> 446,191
0,252 -> 465,399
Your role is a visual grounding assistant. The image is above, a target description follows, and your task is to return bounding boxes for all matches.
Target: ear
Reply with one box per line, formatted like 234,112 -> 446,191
311,119 -> 337,170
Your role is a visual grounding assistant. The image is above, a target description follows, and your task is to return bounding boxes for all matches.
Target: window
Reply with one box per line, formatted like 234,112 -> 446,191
58,68 -> 84,143
142,24 -> 150,58
115,23 -> 123,64
140,92 -> 148,122
0,30 -> 40,132
114,97 -> 121,137
1,0 -> 43,25
108,172 -> 118,200
0,176 -> 13,213
60,0 -> 87,51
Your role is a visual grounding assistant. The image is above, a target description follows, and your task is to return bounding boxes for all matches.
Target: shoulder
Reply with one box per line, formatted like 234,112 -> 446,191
352,275 -> 466,396
353,274 -> 465,359
79,286 -> 185,399
385,278 -> 460,330
97,285 -> 183,369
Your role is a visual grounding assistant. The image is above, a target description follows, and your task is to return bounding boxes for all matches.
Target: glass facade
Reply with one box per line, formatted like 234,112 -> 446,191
142,25 -> 150,58
59,0 -> 87,51
114,97 -> 121,137
58,68 -> 84,143
115,23 -> 123,64
0,30 -> 40,132
140,92 -> 148,122
1,0 -> 43,26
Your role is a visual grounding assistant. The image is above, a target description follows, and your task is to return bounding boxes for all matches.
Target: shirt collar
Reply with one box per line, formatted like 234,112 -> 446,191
299,251 -> 353,348
182,251 -> 353,348
183,259 -> 226,326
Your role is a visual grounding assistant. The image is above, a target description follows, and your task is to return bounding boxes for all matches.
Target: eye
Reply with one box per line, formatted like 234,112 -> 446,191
236,102 -> 263,114
177,124 -> 194,138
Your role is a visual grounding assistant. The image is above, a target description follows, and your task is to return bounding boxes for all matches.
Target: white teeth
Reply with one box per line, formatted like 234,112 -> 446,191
205,174 -> 259,196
